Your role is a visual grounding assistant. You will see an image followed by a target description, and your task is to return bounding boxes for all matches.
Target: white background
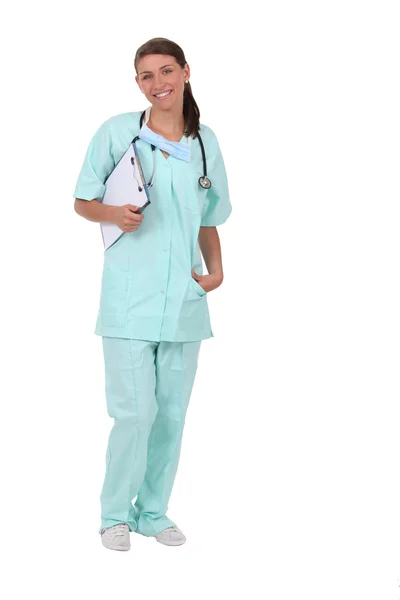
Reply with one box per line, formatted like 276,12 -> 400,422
2,1 -> 400,598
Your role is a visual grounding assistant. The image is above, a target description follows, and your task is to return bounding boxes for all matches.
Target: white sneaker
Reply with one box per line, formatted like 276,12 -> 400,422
101,523 -> 131,551
154,526 -> 186,546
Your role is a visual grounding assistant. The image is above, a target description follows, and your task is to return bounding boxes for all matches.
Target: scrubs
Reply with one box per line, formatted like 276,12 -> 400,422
73,110 -> 232,342
73,110 -> 232,535
100,337 -> 201,535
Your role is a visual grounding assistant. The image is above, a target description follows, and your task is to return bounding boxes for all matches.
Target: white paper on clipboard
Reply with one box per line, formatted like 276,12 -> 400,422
100,142 -> 151,250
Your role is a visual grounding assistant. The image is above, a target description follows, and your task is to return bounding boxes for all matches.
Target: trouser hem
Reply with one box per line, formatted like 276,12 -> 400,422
98,519 -> 137,535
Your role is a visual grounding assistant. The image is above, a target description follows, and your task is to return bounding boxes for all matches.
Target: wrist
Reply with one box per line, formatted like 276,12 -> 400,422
211,271 -> 223,285
104,204 -> 118,224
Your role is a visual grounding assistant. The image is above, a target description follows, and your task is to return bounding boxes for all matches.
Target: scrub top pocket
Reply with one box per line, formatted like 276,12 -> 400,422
191,277 -> 207,297
98,262 -> 130,327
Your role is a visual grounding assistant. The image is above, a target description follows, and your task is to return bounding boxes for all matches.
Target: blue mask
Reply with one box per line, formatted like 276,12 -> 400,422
139,119 -> 191,163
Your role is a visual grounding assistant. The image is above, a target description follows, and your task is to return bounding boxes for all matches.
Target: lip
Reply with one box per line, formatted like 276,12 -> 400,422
153,89 -> 173,100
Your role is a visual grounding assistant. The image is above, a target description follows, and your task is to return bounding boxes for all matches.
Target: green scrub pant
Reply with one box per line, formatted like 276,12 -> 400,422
99,337 -> 201,536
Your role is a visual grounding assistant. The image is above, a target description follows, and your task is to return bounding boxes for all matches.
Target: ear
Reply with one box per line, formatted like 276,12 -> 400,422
135,75 -> 142,91
184,63 -> 190,81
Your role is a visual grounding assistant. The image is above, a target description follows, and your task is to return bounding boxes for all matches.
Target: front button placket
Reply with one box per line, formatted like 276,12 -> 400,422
158,161 -> 173,339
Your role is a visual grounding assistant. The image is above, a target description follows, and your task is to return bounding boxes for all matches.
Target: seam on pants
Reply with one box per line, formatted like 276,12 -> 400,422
127,338 -> 140,519
170,342 -> 184,371
136,343 -> 159,529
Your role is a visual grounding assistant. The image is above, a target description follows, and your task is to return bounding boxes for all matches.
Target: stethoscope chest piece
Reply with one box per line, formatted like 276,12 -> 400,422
199,176 -> 212,189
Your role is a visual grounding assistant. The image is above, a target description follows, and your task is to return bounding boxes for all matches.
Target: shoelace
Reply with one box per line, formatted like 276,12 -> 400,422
160,527 -> 178,534
110,524 -> 128,537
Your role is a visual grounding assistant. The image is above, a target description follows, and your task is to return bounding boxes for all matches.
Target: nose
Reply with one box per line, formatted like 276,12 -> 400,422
153,73 -> 166,91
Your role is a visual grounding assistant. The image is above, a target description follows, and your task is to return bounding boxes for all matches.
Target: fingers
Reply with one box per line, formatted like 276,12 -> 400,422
125,206 -> 144,220
125,215 -> 142,227
122,216 -> 143,231
123,224 -> 141,232
123,209 -> 144,230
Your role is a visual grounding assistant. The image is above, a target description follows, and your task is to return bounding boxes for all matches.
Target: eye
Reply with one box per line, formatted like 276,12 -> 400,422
163,69 -> 172,74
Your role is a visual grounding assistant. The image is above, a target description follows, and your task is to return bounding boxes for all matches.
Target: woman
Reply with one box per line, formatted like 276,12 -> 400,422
73,37 -> 232,551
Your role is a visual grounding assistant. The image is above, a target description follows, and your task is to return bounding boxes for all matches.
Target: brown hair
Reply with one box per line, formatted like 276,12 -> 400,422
134,38 -> 200,140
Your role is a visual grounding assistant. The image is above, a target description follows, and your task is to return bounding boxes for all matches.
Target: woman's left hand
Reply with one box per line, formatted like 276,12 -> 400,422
191,269 -> 223,293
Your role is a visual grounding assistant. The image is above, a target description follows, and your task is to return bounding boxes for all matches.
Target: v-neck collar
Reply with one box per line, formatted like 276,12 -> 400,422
144,105 -> 190,162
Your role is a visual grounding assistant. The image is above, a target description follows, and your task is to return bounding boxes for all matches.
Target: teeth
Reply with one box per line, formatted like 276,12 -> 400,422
155,90 -> 171,98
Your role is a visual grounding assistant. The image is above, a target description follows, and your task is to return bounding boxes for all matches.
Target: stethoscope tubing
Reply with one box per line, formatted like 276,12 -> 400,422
132,110 -> 211,190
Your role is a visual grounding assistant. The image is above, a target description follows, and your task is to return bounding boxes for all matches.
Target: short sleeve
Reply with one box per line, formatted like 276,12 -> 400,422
200,132 -> 232,227
73,120 -> 115,201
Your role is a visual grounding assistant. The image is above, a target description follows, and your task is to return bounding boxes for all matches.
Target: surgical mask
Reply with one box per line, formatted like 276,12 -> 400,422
138,106 -> 191,163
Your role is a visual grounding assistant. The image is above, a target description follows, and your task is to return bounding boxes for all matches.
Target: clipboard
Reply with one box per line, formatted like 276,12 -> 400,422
100,141 -> 151,250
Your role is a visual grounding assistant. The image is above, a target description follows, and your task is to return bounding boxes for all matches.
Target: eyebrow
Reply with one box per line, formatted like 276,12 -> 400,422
139,64 -> 174,75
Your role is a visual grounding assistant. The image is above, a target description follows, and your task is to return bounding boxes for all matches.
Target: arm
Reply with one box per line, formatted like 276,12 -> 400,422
191,226 -> 224,292
198,226 -> 223,282
74,198 -> 144,231
191,129 -> 232,292
74,198 -> 118,223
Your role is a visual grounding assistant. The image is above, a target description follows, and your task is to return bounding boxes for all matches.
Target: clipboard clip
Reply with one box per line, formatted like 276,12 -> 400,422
131,156 -> 144,192
130,142 -> 151,213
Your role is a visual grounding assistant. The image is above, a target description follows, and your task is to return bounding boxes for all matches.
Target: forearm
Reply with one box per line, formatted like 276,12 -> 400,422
74,198 -> 117,223
198,226 -> 223,280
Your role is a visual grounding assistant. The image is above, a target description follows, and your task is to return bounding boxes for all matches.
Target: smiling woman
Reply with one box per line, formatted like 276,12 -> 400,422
73,36 -> 232,552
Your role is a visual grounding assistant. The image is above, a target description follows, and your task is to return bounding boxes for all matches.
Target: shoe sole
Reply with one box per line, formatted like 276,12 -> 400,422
102,542 -> 131,551
155,538 -> 186,546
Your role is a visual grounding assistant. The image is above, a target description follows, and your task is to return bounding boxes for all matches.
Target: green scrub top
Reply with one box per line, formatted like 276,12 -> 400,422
73,110 -> 232,342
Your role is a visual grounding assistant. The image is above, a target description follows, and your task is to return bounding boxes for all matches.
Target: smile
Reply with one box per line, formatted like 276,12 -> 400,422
154,90 -> 173,99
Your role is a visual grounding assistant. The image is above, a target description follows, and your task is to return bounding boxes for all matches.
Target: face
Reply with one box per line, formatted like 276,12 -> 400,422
136,54 -> 190,108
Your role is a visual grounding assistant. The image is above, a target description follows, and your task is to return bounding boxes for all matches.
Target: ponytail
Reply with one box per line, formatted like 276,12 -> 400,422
183,82 -> 201,140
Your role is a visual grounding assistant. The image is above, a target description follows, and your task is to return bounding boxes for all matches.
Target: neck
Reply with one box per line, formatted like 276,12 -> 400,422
148,103 -> 185,138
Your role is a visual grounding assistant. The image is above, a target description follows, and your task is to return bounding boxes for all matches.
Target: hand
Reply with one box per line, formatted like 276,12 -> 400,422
191,268 -> 223,293
113,204 -> 144,232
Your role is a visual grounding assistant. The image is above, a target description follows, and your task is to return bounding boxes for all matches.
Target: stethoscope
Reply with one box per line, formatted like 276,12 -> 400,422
131,109 -> 212,190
